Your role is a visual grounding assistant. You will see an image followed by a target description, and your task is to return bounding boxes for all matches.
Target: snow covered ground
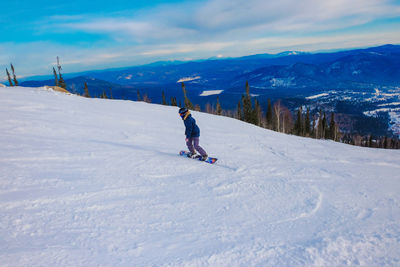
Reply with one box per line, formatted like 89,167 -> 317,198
1,86 -> 400,266
199,90 -> 224,96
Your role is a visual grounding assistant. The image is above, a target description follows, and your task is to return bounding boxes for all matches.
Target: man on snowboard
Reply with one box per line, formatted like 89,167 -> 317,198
179,107 -> 208,161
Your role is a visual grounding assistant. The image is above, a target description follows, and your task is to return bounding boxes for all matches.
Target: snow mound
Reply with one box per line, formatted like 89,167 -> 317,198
1,86 -> 400,266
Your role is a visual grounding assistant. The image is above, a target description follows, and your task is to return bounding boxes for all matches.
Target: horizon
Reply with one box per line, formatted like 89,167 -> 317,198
2,43 -> 398,83
1,0 -> 400,80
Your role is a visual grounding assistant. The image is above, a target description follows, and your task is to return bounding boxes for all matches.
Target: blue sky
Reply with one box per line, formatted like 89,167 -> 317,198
1,0 -> 400,79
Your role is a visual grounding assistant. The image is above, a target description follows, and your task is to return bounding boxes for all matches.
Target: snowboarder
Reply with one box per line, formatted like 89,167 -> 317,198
178,107 -> 208,160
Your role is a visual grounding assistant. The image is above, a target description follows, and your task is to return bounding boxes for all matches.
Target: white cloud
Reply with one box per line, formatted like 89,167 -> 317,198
3,0 -> 400,78
4,28 -> 399,79
48,0 -> 400,43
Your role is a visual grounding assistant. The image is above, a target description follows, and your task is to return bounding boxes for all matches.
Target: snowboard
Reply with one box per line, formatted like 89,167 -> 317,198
179,151 -> 218,164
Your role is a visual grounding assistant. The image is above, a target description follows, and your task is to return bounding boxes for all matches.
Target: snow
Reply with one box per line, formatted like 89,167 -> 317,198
270,77 -> 295,87
364,107 -> 400,115
364,108 -> 400,135
306,93 -> 329,100
1,86 -> 400,266
199,90 -> 224,96
378,102 -> 400,107
177,76 -> 201,83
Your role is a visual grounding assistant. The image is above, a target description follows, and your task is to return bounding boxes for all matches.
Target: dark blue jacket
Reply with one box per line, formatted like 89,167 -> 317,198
182,113 -> 200,138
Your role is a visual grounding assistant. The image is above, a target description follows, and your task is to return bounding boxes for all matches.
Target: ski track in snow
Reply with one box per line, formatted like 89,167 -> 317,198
1,86 -> 400,266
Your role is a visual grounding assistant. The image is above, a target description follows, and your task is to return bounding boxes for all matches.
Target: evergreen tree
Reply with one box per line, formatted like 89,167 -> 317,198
162,91 -> 167,105
101,90 -> 108,99
53,67 -> 59,87
10,64 -> 18,86
312,116 -> 316,138
322,112 -> 327,139
254,99 -> 261,126
58,74 -> 66,89
294,107 -> 303,136
242,81 -> 254,123
305,108 -> 310,136
237,101 -> 243,120
329,113 -> 336,140
84,82 -> 90,98
216,96 -> 222,115
6,68 -> 13,86
170,97 -> 177,106
56,57 -> 66,89
182,82 -> 193,109
137,90 -> 141,101
316,109 -> 323,139
109,88 -> 114,99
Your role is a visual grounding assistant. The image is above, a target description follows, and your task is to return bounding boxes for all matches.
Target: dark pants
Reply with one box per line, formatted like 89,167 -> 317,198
186,137 -> 207,156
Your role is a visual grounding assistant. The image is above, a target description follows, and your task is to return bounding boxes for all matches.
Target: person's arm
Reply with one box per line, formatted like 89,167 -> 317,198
184,118 -> 193,139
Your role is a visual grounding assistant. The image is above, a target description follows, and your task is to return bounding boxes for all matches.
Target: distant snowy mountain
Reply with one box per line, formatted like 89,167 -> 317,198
1,86 -> 400,266
18,44 -> 400,138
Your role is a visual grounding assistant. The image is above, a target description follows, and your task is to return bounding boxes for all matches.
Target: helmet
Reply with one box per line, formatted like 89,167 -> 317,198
178,107 -> 188,115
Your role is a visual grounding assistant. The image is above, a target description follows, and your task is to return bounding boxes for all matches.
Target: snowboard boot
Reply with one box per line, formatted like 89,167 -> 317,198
200,154 -> 208,161
187,152 -> 197,158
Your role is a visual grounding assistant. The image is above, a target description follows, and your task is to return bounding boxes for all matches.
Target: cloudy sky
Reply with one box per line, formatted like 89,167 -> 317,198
1,0 -> 400,79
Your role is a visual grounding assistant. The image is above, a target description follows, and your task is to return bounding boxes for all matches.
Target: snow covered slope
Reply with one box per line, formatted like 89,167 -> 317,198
1,86 -> 400,266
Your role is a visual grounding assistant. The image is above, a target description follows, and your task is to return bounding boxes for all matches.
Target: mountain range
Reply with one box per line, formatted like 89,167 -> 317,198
20,44 -> 400,137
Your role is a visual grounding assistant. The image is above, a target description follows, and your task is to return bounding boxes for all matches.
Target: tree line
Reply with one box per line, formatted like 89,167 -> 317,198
165,81 -> 398,149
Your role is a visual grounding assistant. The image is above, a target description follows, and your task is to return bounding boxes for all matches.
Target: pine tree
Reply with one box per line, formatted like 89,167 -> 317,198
58,75 -> 66,89
216,96 -> 222,115
56,57 -> 67,89
383,136 -> 388,149
316,109 -> 323,139
170,97 -> 177,106
312,116 -> 316,138
322,112 -> 327,139
329,113 -> 336,140
137,90 -> 141,101
294,107 -> 303,136
6,68 -> 13,86
162,91 -> 167,105
109,88 -> 114,99
53,67 -> 59,87
182,82 -> 193,109
237,101 -> 243,120
254,99 -> 261,126
10,64 -> 18,86
242,81 -> 254,124
84,82 -> 90,98
305,108 -> 311,136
